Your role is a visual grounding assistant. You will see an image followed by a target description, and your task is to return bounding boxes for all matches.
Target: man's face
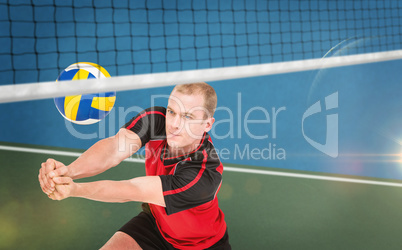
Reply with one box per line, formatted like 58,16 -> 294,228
165,90 -> 214,153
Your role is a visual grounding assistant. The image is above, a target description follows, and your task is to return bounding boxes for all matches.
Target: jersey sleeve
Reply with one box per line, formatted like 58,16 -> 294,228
123,106 -> 166,147
159,150 -> 223,215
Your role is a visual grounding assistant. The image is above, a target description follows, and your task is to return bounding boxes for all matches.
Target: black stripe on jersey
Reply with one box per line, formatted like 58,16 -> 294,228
123,106 -> 166,147
160,143 -> 223,215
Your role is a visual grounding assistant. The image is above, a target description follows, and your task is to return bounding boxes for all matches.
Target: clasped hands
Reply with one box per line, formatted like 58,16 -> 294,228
38,158 -> 75,200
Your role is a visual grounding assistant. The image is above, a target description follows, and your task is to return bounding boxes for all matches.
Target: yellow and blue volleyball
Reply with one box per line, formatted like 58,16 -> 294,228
54,62 -> 116,125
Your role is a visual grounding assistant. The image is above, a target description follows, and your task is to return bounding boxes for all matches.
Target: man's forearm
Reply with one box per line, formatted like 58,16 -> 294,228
67,129 -> 142,180
67,137 -> 121,179
72,180 -> 138,203
70,176 -> 165,206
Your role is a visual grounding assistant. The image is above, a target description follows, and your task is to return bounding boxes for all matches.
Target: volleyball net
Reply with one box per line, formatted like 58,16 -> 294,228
1,0 -> 402,102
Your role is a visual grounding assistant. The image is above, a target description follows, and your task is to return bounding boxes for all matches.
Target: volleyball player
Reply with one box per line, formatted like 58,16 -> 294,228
38,82 -> 231,249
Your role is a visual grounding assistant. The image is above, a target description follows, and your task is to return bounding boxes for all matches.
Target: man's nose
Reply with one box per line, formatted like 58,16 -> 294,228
171,115 -> 181,128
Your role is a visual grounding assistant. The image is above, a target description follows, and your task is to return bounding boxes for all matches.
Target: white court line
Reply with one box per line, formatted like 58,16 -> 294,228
1,144 -> 402,187
223,167 -> 402,188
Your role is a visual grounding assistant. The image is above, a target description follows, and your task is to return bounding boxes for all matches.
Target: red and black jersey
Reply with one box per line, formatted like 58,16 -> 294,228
124,106 -> 227,249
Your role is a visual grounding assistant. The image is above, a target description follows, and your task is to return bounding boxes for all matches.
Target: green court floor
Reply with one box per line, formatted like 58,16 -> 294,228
1,142 -> 402,249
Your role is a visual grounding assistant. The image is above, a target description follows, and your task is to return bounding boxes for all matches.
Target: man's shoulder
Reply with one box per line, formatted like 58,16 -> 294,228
205,134 -> 220,161
142,106 -> 166,115
186,136 -> 222,169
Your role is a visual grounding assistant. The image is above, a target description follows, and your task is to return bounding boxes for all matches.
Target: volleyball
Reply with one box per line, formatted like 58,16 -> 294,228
54,62 -> 116,125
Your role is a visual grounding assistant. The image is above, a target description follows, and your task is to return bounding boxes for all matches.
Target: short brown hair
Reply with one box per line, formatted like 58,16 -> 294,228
172,82 -> 217,118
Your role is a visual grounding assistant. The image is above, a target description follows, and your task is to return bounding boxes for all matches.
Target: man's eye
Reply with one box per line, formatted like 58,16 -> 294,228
184,115 -> 191,119
168,110 -> 174,114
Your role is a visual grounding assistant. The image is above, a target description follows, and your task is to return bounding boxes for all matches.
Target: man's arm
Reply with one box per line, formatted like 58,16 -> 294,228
39,128 -> 141,194
66,128 -> 142,179
49,175 -> 166,207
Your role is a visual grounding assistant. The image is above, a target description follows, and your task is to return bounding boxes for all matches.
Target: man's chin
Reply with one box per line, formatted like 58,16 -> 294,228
167,139 -> 181,149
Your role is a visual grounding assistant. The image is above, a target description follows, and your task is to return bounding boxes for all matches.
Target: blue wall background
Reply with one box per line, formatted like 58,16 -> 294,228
1,0 -> 402,180
2,58 -> 402,180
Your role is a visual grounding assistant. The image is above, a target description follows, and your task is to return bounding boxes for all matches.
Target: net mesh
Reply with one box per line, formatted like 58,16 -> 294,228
1,0 -> 402,85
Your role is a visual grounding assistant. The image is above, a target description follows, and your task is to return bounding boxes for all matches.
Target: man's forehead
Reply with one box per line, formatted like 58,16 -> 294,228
168,93 -> 206,115
168,92 -> 204,107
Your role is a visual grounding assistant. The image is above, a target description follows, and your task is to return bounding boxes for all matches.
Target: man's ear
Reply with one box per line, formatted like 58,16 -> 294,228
204,117 -> 215,133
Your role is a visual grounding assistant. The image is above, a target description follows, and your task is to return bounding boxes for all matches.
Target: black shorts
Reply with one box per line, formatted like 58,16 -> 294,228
118,203 -> 231,250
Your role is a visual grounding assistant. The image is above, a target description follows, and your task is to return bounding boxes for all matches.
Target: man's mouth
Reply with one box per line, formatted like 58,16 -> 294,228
168,131 -> 181,137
